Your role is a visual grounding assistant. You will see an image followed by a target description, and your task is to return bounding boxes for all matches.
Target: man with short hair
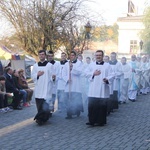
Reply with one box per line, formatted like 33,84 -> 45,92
103,55 -> 110,63
57,52 -> 68,112
85,50 -> 113,126
86,57 -> 91,64
62,51 -> 83,119
109,52 -> 122,109
119,57 -> 131,104
47,50 -> 60,112
31,50 -> 52,125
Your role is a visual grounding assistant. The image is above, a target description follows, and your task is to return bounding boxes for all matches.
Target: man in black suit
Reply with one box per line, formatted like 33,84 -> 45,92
4,67 -> 22,110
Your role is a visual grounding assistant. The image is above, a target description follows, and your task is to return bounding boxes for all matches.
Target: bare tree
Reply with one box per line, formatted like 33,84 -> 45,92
0,0 -> 103,56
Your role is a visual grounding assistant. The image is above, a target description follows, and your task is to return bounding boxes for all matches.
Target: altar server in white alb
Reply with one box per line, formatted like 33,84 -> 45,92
119,57 -> 131,104
62,51 -> 83,119
31,50 -> 52,125
128,55 -> 141,102
85,50 -> 113,127
57,52 -> 68,112
82,57 -> 91,105
109,52 -> 122,109
139,55 -> 149,95
47,50 -> 60,112
77,54 -> 88,105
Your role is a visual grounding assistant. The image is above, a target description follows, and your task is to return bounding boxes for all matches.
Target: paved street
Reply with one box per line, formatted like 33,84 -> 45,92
1,92 -> 150,150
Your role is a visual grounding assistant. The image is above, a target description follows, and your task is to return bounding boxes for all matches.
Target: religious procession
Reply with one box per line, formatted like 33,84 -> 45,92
27,49 -> 150,126
1,49 -> 149,127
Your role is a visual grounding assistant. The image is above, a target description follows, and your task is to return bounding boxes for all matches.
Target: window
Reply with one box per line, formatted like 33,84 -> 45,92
130,40 -> 137,53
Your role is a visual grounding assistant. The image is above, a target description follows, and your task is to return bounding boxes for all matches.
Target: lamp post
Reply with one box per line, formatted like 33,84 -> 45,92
139,40 -> 143,56
84,21 -> 92,50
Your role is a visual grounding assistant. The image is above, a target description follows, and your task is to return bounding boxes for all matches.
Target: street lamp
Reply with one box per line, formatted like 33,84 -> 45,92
139,40 -> 143,56
84,21 -> 92,50
139,40 -> 143,50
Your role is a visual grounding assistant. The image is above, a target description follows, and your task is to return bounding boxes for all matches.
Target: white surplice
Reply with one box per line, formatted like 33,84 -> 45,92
140,62 -> 150,94
62,60 -> 82,93
119,63 -> 131,102
57,62 -> 67,90
31,62 -> 52,101
50,61 -> 60,95
109,61 -> 122,95
85,62 -> 113,98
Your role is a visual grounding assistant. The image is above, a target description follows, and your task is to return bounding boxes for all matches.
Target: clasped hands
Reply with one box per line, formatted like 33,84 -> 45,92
37,71 -> 44,77
93,70 -> 108,83
93,70 -> 101,76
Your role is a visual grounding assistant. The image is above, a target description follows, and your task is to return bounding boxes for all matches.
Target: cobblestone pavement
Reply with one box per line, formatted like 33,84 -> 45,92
1,92 -> 150,150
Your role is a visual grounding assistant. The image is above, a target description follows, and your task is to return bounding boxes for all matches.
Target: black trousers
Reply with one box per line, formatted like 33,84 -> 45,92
35,98 -> 45,112
35,98 -> 50,123
0,94 -> 8,108
88,97 -> 107,125
12,90 -> 22,108
106,98 -> 113,113
111,91 -> 119,109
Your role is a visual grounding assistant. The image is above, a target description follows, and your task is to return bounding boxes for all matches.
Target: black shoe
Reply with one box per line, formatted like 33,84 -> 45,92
14,106 -> 22,110
95,123 -> 105,127
129,98 -> 135,102
86,122 -> 94,126
36,120 -> 44,126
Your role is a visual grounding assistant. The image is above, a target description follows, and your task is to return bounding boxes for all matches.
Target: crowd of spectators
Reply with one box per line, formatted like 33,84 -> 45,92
0,64 -> 33,113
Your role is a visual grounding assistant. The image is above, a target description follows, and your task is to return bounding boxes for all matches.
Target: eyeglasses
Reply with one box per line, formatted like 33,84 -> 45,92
95,55 -> 103,56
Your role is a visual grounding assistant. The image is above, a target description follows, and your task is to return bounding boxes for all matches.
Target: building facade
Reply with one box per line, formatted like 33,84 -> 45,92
117,15 -> 144,59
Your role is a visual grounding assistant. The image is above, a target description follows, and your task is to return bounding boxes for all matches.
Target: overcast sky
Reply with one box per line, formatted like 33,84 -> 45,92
87,0 -> 146,24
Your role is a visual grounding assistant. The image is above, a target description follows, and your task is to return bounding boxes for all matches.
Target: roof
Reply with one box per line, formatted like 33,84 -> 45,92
0,45 -> 25,60
117,15 -> 143,22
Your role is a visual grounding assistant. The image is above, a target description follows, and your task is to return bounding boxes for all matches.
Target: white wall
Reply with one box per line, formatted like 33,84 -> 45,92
117,20 -> 144,54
